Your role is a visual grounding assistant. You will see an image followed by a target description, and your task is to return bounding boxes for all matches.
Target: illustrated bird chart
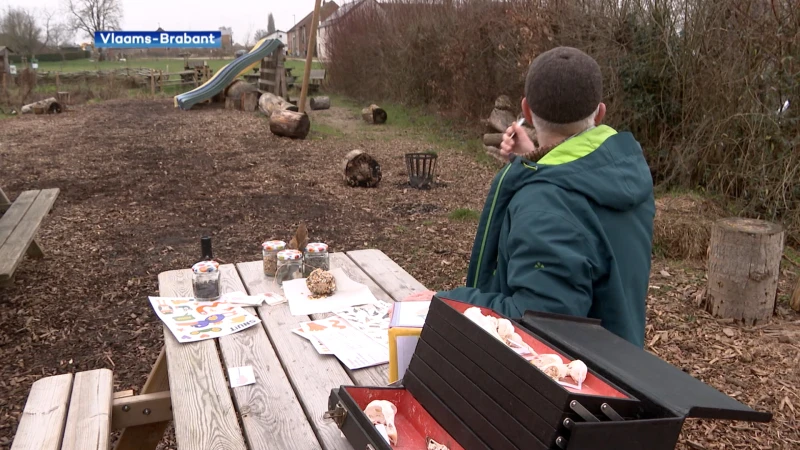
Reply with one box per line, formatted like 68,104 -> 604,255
149,297 -> 261,343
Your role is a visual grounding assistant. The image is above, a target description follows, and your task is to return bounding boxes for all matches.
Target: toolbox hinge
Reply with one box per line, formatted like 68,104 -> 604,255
323,402 -> 348,428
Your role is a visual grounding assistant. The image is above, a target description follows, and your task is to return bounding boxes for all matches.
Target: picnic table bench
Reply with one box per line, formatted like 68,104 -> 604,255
0,187 -> 59,286
10,249 -> 427,450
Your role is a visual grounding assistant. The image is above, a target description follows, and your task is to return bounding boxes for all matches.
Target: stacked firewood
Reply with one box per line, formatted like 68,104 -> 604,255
482,95 -> 536,163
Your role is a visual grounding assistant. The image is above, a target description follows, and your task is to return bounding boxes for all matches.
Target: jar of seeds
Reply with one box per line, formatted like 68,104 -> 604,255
192,260 -> 221,301
262,240 -> 286,276
303,242 -> 330,277
275,249 -> 304,286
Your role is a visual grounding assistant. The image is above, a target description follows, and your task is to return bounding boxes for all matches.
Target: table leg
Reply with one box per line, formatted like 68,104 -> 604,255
113,347 -> 171,450
0,187 -> 10,213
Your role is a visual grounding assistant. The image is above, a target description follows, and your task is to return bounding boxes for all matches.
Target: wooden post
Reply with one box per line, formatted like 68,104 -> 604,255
706,218 -> 784,325
150,71 -> 155,97
299,0 -> 322,114
790,277 -> 800,313
56,72 -> 60,92
159,70 -> 163,92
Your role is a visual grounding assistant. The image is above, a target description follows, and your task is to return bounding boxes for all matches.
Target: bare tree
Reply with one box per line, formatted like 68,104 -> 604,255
65,0 -> 122,60
254,29 -> 269,40
0,7 -> 44,57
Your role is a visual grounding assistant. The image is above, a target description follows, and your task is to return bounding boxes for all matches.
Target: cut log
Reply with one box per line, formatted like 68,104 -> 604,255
484,145 -> 508,164
483,133 -> 504,148
310,96 -> 330,110
361,104 -> 387,124
259,92 -> 298,117
494,95 -> 513,111
706,217 -> 785,325
225,79 -> 258,99
790,277 -> 800,313
21,98 -> 63,114
225,91 -> 259,112
269,110 -> 311,139
488,108 -> 516,133
342,150 -> 382,188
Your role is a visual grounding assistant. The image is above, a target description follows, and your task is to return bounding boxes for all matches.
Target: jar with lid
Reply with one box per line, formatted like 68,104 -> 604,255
275,249 -> 304,286
303,242 -> 330,277
262,240 -> 286,276
192,260 -> 221,301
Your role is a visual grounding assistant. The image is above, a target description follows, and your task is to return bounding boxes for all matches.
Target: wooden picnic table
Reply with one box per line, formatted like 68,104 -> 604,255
119,249 -> 427,450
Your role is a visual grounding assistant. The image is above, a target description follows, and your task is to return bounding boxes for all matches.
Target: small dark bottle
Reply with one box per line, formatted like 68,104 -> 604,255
201,236 -> 213,261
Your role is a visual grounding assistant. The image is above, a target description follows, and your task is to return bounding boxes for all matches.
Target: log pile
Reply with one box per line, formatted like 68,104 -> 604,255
21,98 -> 64,114
482,95 -> 536,163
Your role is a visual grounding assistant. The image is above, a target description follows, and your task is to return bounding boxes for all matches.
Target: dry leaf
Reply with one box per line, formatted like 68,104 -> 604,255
723,328 -> 736,337
660,270 -> 672,277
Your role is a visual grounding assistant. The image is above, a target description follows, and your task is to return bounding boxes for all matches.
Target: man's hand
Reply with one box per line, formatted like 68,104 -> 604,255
500,121 -> 536,159
403,290 -> 436,301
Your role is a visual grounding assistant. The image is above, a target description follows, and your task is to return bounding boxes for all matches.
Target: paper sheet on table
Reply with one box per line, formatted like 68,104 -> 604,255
312,324 -> 389,370
228,366 -> 256,388
334,302 -> 391,348
284,268 -> 378,316
291,326 -> 332,354
389,301 -> 431,328
149,297 -> 261,343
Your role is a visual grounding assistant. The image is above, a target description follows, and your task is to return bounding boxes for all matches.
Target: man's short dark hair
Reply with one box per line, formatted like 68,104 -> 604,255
525,46 -> 603,125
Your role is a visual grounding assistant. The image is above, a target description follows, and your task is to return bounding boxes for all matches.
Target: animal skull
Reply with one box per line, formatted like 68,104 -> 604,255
365,400 -> 398,445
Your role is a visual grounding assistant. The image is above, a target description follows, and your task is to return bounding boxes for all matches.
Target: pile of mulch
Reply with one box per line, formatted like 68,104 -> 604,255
0,98 -> 797,449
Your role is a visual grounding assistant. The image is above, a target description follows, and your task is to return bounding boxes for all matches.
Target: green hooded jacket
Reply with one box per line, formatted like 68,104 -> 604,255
437,125 -> 655,347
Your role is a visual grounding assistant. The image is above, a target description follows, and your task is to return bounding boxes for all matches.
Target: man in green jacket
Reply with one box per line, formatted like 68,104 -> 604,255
405,47 -> 655,347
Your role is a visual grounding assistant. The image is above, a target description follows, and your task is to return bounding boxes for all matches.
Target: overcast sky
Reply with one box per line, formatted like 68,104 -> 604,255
0,0 -> 330,45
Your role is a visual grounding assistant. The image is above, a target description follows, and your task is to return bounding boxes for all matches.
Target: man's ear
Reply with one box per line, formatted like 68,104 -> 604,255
521,98 -> 533,124
594,103 -> 606,125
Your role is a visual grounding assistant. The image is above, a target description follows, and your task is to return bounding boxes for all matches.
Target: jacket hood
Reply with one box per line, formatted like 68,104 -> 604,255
509,125 -> 653,211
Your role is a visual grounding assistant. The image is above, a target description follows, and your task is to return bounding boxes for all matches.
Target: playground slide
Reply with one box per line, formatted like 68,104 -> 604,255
173,38 -> 282,110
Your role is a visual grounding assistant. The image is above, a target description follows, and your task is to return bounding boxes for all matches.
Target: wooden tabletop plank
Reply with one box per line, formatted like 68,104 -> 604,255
346,249 -> 428,300
0,190 -> 38,248
236,260 -> 354,450
215,265 -> 322,450
325,253 -> 392,386
0,189 -> 59,281
158,268 -> 247,450
10,373 -> 73,450
61,369 -> 113,450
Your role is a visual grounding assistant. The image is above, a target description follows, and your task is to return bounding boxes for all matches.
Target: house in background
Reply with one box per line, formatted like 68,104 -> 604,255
219,27 -> 233,50
265,30 -> 288,50
317,0 -> 383,62
287,1 -> 339,57
0,46 -> 13,74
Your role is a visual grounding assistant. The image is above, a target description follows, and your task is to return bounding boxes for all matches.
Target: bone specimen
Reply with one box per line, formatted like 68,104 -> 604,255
365,400 -> 398,445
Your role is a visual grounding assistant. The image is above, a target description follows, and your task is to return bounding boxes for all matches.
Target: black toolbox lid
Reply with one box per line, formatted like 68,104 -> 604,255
518,311 -> 773,423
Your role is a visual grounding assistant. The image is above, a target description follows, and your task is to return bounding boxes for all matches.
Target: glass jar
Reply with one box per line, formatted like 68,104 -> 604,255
262,240 -> 287,276
303,242 -> 330,277
275,249 -> 304,286
192,260 -> 221,301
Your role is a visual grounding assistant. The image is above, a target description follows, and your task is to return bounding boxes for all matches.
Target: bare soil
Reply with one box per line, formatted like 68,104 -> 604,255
0,99 -> 797,449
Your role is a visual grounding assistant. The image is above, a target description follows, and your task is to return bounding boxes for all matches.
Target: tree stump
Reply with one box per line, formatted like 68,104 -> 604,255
361,104 -> 387,124
310,96 -> 330,110
790,277 -> 800,313
225,91 -> 259,112
269,110 -> 311,139
342,150 -> 382,188
706,218 -> 785,325
259,92 -> 298,117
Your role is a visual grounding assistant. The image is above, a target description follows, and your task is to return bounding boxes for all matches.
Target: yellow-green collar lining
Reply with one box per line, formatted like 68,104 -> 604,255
537,125 -> 617,165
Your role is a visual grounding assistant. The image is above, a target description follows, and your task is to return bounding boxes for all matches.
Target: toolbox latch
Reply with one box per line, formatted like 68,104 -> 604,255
323,401 -> 348,428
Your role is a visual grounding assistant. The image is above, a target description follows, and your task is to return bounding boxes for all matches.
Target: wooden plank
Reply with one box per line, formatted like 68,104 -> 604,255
10,373 -> 73,450
322,253 -> 393,386
216,265 -> 322,450
0,190 -> 38,248
61,369 -> 114,450
346,249 -> 427,301
158,267 -> 247,450
259,79 -> 276,87
0,186 -> 11,213
0,188 -> 58,282
237,260 -> 354,450
111,392 -> 171,430
260,68 -> 277,75
113,348 -> 170,450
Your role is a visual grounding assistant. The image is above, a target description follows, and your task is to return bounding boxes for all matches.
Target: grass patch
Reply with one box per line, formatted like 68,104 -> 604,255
449,208 -> 480,221
310,122 -> 344,139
